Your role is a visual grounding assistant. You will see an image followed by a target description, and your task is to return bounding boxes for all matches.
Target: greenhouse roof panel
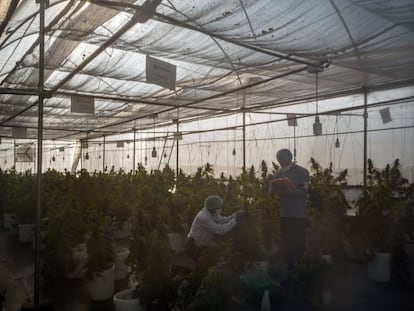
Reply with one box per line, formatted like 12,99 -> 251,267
0,0 -> 413,141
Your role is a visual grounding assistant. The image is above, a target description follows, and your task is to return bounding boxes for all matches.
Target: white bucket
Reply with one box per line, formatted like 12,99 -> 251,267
368,252 -> 392,282
18,223 -> 35,243
85,264 -> 115,301
113,289 -> 145,311
115,248 -> 130,280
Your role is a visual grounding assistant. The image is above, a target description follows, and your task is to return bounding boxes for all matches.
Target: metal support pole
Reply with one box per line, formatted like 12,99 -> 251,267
242,91 -> 246,171
13,138 -> 16,168
363,90 -> 368,189
103,136 -> 106,172
34,0 -> 45,305
176,119 -> 179,177
133,129 -> 136,173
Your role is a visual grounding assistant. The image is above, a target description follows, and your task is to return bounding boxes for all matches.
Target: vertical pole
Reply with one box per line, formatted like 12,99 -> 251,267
363,90 -> 368,189
13,138 -> 16,168
34,0 -> 45,304
133,129 -> 136,173
103,136 -> 106,172
242,90 -> 246,171
176,119 -> 179,177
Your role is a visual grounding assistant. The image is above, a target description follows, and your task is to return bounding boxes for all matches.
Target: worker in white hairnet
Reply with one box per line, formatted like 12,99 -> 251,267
186,195 -> 246,259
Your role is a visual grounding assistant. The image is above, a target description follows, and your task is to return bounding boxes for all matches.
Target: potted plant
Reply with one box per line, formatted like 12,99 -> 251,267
84,227 -> 116,301
0,167 -> 17,231
355,159 -> 411,282
126,168 -> 180,310
42,171 -> 89,282
307,158 -> 350,257
13,171 -> 36,242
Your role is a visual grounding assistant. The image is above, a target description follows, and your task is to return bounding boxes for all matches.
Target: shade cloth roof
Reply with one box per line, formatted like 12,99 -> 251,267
0,0 -> 414,141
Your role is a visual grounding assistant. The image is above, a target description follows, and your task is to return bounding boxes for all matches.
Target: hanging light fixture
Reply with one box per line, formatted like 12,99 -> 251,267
144,155 -> 148,165
335,138 -> 340,148
313,72 -> 322,136
335,114 -> 340,148
152,115 -> 157,158
85,152 -> 89,160
52,155 -> 55,162
232,148 -> 236,156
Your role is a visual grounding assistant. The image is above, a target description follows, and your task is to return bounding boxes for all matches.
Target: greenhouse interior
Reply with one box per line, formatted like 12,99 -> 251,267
0,0 -> 414,310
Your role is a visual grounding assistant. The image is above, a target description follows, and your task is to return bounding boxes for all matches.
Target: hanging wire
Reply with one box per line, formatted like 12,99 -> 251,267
316,72 -> 319,115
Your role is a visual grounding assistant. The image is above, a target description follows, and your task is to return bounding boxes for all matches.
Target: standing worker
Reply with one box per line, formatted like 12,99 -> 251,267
186,195 -> 245,259
269,148 -> 309,270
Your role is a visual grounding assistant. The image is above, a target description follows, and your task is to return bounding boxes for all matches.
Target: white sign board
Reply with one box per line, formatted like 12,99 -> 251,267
71,95 -> 95,115
146,56 -> 176,90
12,127 -> 28,138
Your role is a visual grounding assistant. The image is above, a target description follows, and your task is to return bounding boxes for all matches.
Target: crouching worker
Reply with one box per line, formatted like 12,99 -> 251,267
186,195 -> 246,259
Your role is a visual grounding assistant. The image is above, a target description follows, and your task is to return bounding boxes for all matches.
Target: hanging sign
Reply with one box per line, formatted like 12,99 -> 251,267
146,55 -> 176,90
71,95 -> 95,115
379,107 -> 392,124
174,132 -> 183,140
286,114 -> 297,127
117,141 -> 125,148
12,127 -> 28,138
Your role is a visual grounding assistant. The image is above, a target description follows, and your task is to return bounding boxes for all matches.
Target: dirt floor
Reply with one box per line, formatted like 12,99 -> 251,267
1,230 -> 413,311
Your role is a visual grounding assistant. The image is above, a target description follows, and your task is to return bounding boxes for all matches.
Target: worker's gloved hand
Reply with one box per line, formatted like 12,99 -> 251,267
235,210 -> 248,222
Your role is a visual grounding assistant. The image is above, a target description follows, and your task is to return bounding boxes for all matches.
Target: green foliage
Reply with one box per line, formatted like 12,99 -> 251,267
356,159 -> 411,253
189,267 -> 239,311
84,230 -> 115,279
308,158 -> 350,254
133,231 -> 178,308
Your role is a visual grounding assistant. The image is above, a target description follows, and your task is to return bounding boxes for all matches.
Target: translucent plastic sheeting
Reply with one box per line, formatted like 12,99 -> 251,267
0,0 -> 413,149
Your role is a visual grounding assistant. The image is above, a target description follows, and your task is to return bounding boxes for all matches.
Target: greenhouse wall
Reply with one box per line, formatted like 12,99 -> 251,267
0,88 -> 413,184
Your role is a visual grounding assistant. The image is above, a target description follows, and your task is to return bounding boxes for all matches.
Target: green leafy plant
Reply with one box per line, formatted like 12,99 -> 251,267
84,229 -> 115,279
356,159 -> 411,254
308,158 -> 350,255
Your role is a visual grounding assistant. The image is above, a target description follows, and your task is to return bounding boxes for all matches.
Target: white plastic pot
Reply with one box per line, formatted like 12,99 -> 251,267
113,289 -> 145,311
115,248 -> 130,280
368,252 -> 392,282
85,264 -> 115,301
18,223 -> 35,243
